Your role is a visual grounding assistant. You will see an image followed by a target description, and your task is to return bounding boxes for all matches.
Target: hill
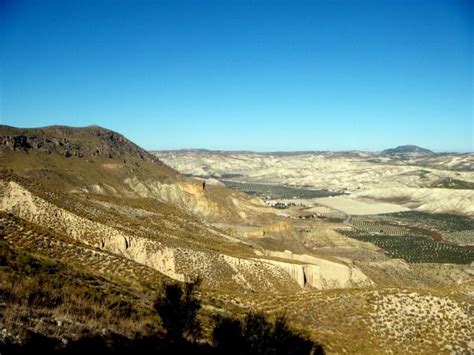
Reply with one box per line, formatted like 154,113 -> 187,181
0,124 -> 178,191
0,125 -> 243,219
1,125 -> 156,160
382,145 -> 434,155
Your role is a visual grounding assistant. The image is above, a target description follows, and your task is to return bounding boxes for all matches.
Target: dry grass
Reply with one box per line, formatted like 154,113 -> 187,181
0,238 -> 161,342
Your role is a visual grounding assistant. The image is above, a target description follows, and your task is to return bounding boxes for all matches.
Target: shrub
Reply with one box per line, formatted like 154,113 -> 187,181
153,277 -> 202,344
212,316 -> 244,354
270,315 -> 320,355
213,312 -> 323,355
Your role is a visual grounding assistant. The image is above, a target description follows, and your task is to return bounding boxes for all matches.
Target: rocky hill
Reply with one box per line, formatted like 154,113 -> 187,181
0,125 -> 158,160
0,125 -> 237,220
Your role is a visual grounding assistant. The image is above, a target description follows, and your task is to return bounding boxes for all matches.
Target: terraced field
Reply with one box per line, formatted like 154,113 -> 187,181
338,229 -> 474,264
381,211 -> 473,232
350,218 -> 413,236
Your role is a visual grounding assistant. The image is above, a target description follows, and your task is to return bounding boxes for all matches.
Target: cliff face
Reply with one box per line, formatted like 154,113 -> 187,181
124,177 -> 224,218
242,221 -> 293,238
261,250 -> 374,289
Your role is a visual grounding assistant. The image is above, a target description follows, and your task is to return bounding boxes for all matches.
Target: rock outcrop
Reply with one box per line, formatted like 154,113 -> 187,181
0,125 -> 160,162
243,221 -> 292,238
124,176 -> 224,218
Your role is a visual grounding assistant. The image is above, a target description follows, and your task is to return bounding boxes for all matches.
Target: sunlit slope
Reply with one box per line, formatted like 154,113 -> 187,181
0,125 -> 373,293
1,126 -> 473,353
0,125 -> 266,222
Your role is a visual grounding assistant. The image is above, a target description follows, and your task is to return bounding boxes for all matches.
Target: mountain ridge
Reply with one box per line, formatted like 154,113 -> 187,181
153,145 -> 467,155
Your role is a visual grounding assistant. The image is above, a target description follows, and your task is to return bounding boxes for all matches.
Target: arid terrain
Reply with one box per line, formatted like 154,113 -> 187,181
155,149 -> 474,216
1,126 -> 473,354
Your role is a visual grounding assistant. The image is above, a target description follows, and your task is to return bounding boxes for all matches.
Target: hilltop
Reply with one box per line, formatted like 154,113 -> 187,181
0,125 -> 156,160
382,145 -> 434,155
0,125 -> 194,207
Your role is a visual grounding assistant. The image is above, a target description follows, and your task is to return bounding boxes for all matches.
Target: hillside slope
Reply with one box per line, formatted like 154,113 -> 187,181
1,125 -> 472,353
0,125 -> 261,221
0,125 -> 374,292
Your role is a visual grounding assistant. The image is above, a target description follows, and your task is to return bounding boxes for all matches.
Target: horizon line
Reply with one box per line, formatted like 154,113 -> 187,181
149,147 -> 473,154
1,123 -> 471,154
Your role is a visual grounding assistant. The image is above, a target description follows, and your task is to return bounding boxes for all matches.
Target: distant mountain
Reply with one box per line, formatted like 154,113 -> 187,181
382,145 -> 434,155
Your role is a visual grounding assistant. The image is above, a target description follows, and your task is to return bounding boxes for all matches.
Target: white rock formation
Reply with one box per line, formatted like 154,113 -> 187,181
260,250 -> 374,289
124,176 -> 221,217
0,180 -> 374,291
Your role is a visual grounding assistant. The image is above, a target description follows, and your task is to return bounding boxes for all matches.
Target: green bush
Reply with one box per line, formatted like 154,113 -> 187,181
153,277 -> 202,343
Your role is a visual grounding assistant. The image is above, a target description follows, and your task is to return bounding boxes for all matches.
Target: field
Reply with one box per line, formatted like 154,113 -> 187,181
381,211 -> 473,232
442,231 -> 474,246
350,217 -> 413,236
315,196 -> 410,215
221,180 -> 341,199
374,211 -> 473,247
338,229 -> 474,264
341,212 -> 474,263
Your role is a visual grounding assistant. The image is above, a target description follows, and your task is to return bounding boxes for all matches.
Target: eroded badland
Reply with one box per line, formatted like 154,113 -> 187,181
1,125 -> 473,353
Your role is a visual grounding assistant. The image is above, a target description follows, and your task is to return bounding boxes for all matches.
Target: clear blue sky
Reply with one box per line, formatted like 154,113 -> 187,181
1,0 -> 472,152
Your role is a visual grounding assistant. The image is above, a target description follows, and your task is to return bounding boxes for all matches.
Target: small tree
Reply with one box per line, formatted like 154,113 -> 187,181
270,315 -> 321,355
154,277 -> 202,344
242,312 -> 273,354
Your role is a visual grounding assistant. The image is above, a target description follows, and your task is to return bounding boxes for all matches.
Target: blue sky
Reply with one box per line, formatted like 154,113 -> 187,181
1,0 -> 472,152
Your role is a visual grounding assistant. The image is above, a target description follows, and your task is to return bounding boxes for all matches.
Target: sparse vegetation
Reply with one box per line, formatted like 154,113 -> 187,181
370,291 -> 473,354
430,177 -> 474,190
1,259 -> 321,354
0,238 -> 154,338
